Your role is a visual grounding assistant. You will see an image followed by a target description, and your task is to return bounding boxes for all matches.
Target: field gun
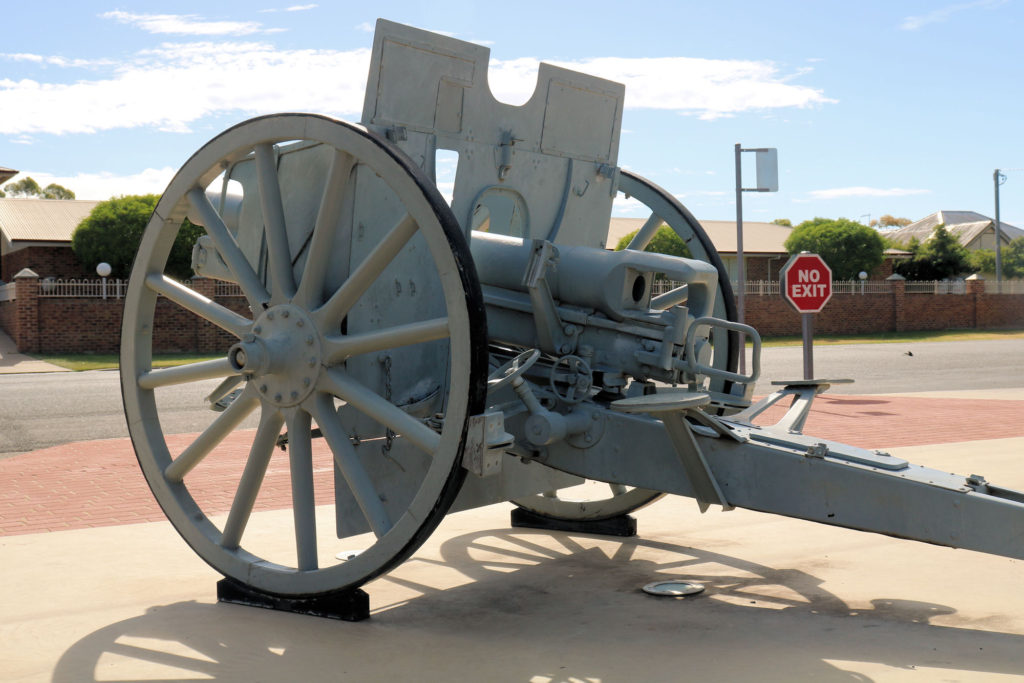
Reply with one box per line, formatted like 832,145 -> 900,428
121,20 -> 1024,612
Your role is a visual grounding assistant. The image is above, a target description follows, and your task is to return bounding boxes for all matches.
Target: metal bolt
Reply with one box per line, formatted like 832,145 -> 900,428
303,377 -> 311,386
297,319 -> 304,327
306,336 -> 314,346
291,391 -> 298,399
308,357 -> 317,367
563,324 -> 577,336
260,384 -> 267,393
281,310 -> 290,318
254,325 -> 262,334
267,312 -> 275,320
274,393 -> 282,402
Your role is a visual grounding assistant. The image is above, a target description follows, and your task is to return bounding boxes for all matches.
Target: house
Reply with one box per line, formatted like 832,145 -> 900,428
884,211 -> 1024,251
0,167 -> 17,185
608,217 -> 906,283
0,198 -> 100,281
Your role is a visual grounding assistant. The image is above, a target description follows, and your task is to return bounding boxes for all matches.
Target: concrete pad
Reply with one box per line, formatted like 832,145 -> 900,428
0,330 -> 67,374
3,438 -> 1024,681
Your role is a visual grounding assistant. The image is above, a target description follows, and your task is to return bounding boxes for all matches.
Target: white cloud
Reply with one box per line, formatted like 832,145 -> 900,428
0,42 -> 371,135
900,0 -> 1006,30
101,11 -> 282,36
809,187 -> 931,199
488,56 -> 835,117
0,43 -> 833,137
7,168 -> 178,200
1,52 -> 113,68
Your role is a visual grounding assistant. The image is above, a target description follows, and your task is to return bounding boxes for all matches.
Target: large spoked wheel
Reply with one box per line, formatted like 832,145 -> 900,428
121,113 -> 487,597
513,171 -> 739,523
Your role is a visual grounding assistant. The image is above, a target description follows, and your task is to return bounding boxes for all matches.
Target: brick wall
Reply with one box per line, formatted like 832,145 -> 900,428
5,275 -> 250,354
1,245 -> 91,282
2,276 -> 1023,354
745,279 -> 1024,336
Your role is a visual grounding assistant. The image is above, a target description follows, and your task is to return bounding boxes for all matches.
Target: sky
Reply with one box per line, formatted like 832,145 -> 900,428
1,0 -> 1022,230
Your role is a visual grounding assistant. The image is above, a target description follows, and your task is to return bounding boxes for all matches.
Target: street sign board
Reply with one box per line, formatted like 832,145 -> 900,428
781,253 -> 832,313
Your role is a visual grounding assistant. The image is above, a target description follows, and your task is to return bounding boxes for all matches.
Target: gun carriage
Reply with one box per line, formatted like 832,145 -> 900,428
121,20 -> 1024,606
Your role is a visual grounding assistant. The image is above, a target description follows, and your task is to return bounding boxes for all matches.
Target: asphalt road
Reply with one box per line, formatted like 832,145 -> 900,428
1,338 -> 1022,458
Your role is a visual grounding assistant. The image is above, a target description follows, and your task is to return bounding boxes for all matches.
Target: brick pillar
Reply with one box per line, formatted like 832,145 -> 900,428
14,268 -> 39,353
966,276 -> 985,329
887,274 -> 906,332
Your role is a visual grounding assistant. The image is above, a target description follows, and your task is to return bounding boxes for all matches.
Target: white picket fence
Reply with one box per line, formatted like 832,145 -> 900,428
651,278 -> 982,296
37,278 -> 128,299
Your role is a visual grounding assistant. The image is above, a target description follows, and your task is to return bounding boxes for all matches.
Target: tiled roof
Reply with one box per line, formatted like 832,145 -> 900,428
885,211 -> 1024,248
0,198 -> 100,243
609,217 -> 793,255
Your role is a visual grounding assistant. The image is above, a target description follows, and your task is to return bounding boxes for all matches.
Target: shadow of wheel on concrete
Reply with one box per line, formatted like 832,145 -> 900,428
52,526 -> 1024,682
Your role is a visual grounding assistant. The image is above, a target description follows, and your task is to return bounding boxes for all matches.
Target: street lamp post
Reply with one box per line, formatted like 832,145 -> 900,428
735,144 -> 778,373
97,262 -> 112,300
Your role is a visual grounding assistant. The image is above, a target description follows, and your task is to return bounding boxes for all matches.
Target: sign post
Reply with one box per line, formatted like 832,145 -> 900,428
780,252 -> 832,379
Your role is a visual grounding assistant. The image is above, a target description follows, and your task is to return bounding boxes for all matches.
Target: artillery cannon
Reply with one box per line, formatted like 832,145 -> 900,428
121,20 -> 1024,612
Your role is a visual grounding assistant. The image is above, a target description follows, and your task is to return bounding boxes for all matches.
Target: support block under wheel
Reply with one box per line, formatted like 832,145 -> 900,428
511,507 -> 637,537
216,578 -> 370,621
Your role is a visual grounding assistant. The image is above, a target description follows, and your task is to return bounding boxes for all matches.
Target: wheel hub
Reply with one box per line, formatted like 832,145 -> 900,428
229,304 -> 322,408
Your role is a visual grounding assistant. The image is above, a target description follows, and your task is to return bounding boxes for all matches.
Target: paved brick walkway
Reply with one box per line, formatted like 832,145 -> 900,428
1,395 -> 1021,537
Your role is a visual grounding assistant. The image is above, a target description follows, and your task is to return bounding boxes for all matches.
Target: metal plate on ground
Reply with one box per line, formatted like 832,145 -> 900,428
642,579 -> 705,597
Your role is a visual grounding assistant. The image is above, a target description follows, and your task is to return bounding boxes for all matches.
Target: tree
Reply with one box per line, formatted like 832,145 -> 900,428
894,224 -> 970,280
2,175 -> 75,199
968,236 -> 1024,279
783,217 -> 885,280
771,218 -> 792,227
3,176 -> 42,197
42,183 -> 75,199
71,194 -> 204,279
877,214 -> 912,227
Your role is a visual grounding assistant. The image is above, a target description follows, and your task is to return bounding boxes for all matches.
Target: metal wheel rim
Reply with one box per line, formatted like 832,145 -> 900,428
121,113 -> 486,596
513,482 -> 664,522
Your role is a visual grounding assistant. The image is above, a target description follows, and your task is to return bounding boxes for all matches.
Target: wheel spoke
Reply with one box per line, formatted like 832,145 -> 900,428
312,212 -> 418,327
286,409 -> 318,570
651,285 -> 688,310
322,317 -> 449,365
310,394 -> 392,538
255,143 -> 296,301
220,407 -> 285,549
187,186 -> 270,309
145,274 -> 252,338
138,358 -> 237,390
294,150 -> 356,310
319,368 -> 441,455
625,211 -> 662,251
165,388 -> 260,483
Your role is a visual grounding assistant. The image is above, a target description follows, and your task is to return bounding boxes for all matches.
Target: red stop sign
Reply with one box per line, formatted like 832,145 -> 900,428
781,253 -> 832,313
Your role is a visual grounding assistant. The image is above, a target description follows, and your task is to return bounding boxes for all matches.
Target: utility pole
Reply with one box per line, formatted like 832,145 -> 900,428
994,169 -> 1006,293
